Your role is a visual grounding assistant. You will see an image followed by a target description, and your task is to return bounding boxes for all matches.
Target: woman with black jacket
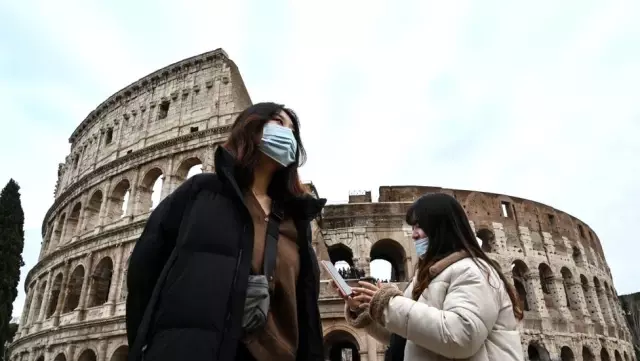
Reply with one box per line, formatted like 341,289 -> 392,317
125,102 -> 327,361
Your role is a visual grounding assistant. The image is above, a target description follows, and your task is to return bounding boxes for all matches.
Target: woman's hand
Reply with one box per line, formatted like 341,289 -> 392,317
330,280 -> 363,311
351,280 -> 383,306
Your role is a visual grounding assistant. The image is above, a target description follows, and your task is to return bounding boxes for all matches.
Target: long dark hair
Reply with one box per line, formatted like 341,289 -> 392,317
223,102 -> 308,196
406,193 -> 523,320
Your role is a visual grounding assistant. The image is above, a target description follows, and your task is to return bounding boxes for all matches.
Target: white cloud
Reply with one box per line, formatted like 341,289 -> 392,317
2,0 -> 640,318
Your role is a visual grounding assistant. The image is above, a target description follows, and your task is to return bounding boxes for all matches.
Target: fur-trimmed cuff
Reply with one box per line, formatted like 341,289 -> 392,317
344,303 -> 373,328
369,284 -> 402,326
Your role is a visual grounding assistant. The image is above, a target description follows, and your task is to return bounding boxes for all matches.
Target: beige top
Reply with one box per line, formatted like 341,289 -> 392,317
243,192 -> 300,361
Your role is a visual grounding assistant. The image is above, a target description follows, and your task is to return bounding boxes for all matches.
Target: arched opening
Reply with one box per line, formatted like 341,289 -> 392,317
324,330 -> 360,361
582,345 -> 595,361
593,277 -> 611,326
328,243 -> 359,279
78,349 -> 97,361
601,348 -> 611,361
538,263 -> 556,309
527,341 -> 551,361
34,356 -> 44,361
107,180 -> 130,222
30,281 -> 47,323
63,265 -> 85,313
83,190 -> 103,231
370,239 -> 407,282
572,246 -> 584,267
615,350 -> 623,361
140,168 -> 164,211
623,351 -> 629,361
89,257 -> 114,307
560,346 -> 575,361
46,273 -> 64,317
511,260 -> 530,311
109,345 -> 129,361
65,202 -> 82,242
560,267 -> 576,310
50,213 -> 66,250
476,228 -> 495,253
176,157 -> 203,182
53,353 -> 67,361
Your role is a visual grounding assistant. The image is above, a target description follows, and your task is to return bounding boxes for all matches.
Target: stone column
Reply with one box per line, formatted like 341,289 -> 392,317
36,272 -> 54,327
126,171 -> 140,218
52,261 -> 71,326
524,274 -> 548,318
107,244 -> 125,316
586,279 -> 606,334
202,144 -> 216,173
97,339 -> 108,361
75,252 -> 94,321
57,214 -> 68,249
97,178 -> 112,230
567,280 -> 590,319
366,335 -> 377,361
25,280 -> 41,332
552,276 -> 571,320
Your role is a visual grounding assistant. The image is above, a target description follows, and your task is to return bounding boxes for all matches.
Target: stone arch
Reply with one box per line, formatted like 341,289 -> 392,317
50,212 -> 67,250
572,245 -> 585,268
46,272 -> 64,317
623,350 -> 629,361
582,345 -> 596,361
328,243 -> 354,272
527,340 -> 551,361
615,350 -> 623,361
88,256 -> 114,307
369,238 -> 407,282
34,355 -> 44,361
107,179 -> 130,222
580,274 -> 599,322
538,263 -> 554,295
601,348 -> 611,361
175,156 -> 203,181
83,190 -> 103,232
65,202 -> 82,243
63,265 -> 85,313
476,228 -> 495,253
593,276 -> 612,325
511,260 -> 530,311
560,267 -> 578,311
324,329 -> 361,361
560,346 -> 575,361
109,345 -> 128,361
30,280 -> 47,323
53,353 -> 67,361
139,167 -> 164,211
77,348 -> 97,361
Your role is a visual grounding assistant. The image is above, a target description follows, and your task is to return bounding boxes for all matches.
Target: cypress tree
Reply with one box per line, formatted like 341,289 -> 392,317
0,179 -> 25,361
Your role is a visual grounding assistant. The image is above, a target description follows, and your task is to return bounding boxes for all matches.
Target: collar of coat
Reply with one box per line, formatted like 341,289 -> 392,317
214,146 -> 327,221
427,250 -> 470,279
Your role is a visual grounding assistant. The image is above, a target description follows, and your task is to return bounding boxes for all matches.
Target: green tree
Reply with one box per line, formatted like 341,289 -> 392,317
0,179 -> 25,361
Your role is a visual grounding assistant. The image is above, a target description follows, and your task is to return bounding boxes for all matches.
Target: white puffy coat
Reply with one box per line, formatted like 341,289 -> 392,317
345,252 -> 524,361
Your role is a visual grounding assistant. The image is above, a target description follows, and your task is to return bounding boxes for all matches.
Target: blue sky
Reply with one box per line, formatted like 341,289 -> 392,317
1,0 -> 639,318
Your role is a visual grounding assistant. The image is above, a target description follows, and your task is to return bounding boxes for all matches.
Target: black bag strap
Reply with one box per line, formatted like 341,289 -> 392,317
263,201 -> 284,289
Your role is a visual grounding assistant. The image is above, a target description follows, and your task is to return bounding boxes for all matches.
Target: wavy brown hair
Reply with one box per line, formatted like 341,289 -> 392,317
223,102 -> 308,197
406,193 -> 523,320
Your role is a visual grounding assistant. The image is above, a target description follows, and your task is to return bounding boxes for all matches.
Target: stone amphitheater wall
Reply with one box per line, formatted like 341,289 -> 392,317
8,50 -> 636,361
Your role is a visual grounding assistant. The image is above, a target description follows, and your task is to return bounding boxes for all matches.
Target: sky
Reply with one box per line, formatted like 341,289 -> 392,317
1,0 -> 639,319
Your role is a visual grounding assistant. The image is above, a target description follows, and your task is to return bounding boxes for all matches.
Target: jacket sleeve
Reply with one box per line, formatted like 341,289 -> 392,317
380,267 -> 500,359
344,304 -> 392,345
125,178 -> 195,347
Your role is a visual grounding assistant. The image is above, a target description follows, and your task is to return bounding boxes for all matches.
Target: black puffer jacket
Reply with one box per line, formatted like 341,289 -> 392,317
126,146 -> 326,361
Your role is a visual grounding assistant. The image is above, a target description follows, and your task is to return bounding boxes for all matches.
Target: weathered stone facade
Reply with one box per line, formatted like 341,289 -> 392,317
6,49 -> 635,361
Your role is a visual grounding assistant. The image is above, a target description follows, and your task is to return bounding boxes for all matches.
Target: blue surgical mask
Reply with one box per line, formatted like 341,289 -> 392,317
259,123 -> 298,167
415,237 -> 429,257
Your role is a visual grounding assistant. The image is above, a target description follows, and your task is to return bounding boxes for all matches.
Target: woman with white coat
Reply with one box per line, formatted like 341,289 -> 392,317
332,193 -> 525,361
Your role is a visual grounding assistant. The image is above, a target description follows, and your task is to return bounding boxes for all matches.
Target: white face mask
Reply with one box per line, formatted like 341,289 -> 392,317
415,237 -> 429,257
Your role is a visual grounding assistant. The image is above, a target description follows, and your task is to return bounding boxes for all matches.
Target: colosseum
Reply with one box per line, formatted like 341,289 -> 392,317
6,48 -> 636,361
